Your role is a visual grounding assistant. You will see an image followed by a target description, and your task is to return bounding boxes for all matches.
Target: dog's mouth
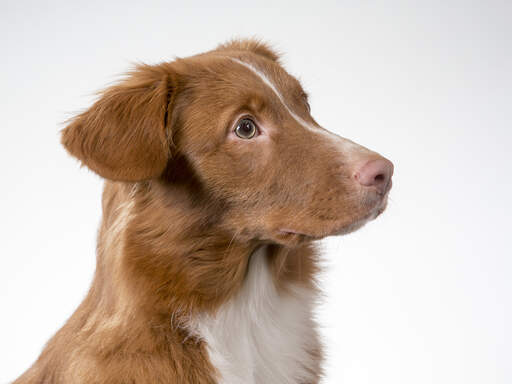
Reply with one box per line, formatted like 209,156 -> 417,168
274,195 -> 389,246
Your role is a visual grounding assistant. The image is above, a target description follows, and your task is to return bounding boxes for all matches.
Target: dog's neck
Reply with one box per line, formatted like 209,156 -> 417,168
92,180 -> 317,329
15,179 -> 321,383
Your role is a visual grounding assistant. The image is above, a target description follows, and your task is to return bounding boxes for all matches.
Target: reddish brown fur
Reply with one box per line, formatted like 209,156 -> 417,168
15,39 -> 391,384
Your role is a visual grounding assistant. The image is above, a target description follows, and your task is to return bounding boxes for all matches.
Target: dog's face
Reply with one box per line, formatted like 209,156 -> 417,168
62,40 -> 393,247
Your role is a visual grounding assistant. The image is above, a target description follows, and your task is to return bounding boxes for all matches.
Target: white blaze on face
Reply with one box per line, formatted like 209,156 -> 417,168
230,58 -> 370,160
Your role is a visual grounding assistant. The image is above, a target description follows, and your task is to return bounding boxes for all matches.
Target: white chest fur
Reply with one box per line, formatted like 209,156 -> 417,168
191,246 -> 320,384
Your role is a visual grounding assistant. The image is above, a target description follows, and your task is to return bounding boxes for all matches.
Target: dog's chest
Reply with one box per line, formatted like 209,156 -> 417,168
191,246 -> 319,384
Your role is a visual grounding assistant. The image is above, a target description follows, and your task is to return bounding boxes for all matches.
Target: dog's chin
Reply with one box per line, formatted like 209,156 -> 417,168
271,196 -> 389,247
329,196 -> 389,236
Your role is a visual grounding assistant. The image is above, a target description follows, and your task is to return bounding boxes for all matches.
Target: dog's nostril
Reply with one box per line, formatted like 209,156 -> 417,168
374,173 -> 385,182
355,158 -> 394,195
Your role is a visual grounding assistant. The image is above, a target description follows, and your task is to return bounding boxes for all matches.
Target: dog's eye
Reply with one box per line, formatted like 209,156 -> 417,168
235,118 -> 257,139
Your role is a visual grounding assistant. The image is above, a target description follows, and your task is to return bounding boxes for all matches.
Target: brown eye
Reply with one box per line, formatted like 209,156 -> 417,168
235,118 -> 257,139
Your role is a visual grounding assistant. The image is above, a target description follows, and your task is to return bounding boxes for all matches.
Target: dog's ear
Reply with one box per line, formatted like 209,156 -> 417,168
61,64 -> 176,181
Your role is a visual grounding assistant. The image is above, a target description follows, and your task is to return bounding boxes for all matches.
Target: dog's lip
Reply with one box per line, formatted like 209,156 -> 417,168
279,228 -> 316,237
273,230 -> 319,246
277,196 -> 389,240
278,217 -> 367,240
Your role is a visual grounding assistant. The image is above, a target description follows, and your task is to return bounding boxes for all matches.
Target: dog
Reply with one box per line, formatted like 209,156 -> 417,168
14,39 -> 393,384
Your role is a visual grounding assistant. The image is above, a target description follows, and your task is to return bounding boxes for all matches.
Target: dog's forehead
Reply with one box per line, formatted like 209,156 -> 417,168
188,51 -> 305,101
232,54 -> 304,98
216,54 -> 326,134
178,50 -> 337,146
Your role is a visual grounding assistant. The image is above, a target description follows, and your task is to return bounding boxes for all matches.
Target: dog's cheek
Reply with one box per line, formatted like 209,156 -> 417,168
203,142 -> 271,185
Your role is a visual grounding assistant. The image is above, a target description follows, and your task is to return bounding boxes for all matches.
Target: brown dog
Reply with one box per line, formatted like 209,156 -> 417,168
15,39 -> 393,384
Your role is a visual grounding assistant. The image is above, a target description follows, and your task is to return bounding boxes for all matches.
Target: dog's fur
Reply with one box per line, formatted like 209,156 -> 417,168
14,39 -> 392,384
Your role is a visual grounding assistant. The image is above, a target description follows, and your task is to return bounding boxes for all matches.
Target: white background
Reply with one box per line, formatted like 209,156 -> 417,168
1,1 -> 510,383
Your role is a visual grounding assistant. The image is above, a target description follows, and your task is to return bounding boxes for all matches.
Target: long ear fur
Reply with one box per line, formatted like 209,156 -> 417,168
61,64 -> 175,181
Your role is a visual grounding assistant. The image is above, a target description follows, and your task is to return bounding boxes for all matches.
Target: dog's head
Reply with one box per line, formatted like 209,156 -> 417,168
62,40 -> 393,247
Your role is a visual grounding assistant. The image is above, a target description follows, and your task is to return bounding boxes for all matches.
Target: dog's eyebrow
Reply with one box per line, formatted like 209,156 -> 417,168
230,58 -> 319,132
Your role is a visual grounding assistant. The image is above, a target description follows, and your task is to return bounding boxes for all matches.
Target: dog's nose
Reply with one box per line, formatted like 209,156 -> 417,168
354,158 -> 394,195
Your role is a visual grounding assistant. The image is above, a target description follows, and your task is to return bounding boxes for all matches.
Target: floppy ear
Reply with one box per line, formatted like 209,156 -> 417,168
61,64 -> 175,181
